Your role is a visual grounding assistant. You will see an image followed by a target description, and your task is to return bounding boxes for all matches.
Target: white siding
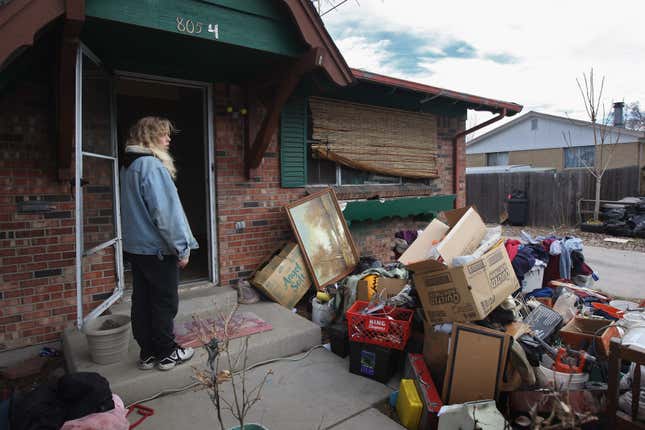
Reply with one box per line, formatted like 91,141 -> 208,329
467,114 -> 629,154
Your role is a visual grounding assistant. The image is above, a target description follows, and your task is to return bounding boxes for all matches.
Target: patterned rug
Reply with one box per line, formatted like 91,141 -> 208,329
174,311 -> 273,348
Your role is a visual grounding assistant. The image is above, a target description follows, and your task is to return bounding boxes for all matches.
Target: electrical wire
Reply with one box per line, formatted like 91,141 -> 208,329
589,321 -> 619,383
126,344 -> 327,408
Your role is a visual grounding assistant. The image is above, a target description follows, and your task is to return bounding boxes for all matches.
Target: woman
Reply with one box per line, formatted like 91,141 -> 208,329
120,117 -> 198,371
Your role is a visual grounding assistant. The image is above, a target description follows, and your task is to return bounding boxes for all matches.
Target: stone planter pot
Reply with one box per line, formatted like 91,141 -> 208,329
83,314 -> 131,365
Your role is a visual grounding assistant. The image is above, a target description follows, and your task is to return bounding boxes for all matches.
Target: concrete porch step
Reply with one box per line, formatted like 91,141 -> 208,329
109,283 -> 238,319
63,287 -> 321,405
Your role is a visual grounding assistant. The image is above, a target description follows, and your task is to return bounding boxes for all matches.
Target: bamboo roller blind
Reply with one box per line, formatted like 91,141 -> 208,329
309,97 -> 439,178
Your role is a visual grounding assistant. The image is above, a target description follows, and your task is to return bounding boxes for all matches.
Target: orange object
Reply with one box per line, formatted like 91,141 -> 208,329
361,274 -> 378,300
591,302 -> 624,319
552,348 -> 589,373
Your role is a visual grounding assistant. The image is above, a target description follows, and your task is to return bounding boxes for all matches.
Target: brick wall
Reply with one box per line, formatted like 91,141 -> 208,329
214,85 -> 466,287
0,75 -> 466,351
0,65 -> 116,351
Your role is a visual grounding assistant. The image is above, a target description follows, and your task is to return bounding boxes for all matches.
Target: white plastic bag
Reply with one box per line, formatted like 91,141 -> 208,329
452,227 -> 502,267
552,290 -> 577,324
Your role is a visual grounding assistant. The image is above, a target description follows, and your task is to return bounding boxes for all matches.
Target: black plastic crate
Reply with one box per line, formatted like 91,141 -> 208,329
349,341 -> 397,383
328,322 -> 349,358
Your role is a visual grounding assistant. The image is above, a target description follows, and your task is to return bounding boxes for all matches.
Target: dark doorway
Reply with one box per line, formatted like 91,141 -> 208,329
116,78 -> 210,285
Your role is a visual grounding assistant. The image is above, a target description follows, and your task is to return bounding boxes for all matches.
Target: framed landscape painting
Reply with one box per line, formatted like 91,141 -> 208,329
285,188 -> 359,290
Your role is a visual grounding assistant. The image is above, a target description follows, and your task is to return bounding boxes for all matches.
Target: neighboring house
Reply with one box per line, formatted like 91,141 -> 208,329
0,0 -> 521,351
466,108 -> 645,171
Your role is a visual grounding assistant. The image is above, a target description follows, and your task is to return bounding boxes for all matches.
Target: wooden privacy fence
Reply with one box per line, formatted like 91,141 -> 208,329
466,166 -> 641,226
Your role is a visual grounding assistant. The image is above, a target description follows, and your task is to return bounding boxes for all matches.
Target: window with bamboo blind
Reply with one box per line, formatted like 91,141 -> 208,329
308,97 -> 439,179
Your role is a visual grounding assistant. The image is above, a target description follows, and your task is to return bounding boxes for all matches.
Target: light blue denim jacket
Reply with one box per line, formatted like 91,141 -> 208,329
120,147 -> 198,259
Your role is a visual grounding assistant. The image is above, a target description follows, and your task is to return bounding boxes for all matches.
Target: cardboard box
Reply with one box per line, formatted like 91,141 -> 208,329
435,207 -> 488,266
399,219 -> 450,266
356,276 -> 408,302
558,317 -> 620,357
412,242 -> 519,325
442,323 -> 511,405
399,207 -> 487,268
250,242 -> 311,309
402,208 -> 518,325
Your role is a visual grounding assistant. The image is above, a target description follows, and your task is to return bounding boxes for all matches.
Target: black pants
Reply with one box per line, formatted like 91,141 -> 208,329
126,253 -> 179,359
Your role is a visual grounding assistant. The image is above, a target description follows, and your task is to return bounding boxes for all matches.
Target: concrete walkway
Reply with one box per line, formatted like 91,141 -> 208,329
584,246 -> 645,300
129,348 -> 402,430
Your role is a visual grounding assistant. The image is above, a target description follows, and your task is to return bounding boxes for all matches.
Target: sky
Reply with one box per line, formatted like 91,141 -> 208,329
319,0 -> 645,134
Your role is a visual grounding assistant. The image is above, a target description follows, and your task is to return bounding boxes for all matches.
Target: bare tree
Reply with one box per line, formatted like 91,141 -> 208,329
625,101 -> 645,131
193,305 -> 273,430
562,69 -> 621,222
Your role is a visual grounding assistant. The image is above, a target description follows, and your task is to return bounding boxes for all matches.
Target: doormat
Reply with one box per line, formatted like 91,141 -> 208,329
174,312 -> 273,348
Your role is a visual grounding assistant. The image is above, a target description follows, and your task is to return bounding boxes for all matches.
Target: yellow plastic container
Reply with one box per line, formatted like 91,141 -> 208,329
396,379 -> 422,430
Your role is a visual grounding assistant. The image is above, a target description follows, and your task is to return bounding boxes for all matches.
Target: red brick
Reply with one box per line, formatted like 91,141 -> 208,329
0,248 -> 16,257
52,306 -> 76,316
22,310 -> 51,320
22,294 -> 50,304
0,265 -> 17,274
3,272 -> 32,282
0,315 -> 22,324
22,327 -> 52,337
4,256 -> 33,265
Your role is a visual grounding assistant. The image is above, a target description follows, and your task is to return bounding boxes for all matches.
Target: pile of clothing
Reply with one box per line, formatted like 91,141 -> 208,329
504,232 -> 597,302
8,372 -> 128,430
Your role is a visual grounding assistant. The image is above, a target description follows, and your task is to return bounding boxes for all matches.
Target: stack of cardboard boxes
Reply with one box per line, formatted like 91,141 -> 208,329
398,207 -> 520,411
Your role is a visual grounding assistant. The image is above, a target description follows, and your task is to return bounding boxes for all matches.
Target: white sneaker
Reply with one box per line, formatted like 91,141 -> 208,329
137,355 -> 156,370
157,347 -> 194,371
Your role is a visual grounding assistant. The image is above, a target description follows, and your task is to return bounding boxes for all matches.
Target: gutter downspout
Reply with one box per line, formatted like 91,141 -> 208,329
452,108 -> 508,207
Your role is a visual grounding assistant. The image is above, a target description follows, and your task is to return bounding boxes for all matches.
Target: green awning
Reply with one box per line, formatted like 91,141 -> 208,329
342,195 -> 456,224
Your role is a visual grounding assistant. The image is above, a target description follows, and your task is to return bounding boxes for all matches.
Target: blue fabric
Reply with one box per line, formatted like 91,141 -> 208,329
526,287 -> 553,298
120,154 -> 198,259
559,238 -> 583,279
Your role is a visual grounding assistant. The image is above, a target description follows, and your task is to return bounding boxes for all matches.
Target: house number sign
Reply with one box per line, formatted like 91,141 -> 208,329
176,16 -> 219,39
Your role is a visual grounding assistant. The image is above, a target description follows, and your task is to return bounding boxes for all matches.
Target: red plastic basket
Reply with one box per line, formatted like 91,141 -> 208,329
346,300 -> 413,350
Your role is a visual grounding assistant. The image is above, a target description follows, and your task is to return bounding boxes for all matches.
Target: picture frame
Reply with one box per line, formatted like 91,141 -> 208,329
285,188 -> 359,290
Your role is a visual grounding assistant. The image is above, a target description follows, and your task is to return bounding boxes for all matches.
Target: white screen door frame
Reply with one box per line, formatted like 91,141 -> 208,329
74,44 -> 124,328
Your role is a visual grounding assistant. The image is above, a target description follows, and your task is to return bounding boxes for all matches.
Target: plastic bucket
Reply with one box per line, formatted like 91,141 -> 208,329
535,364 -> 588,390
83,314 -> 131,365
311,298 -> 334,327
521,265 -> 544,293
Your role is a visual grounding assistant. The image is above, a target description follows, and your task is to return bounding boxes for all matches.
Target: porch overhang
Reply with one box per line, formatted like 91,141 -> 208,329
0,0 -> 354,176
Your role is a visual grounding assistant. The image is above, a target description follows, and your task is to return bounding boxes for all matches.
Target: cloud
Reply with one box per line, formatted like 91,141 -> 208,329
327,22 -> 480,75
321,0 -> 645,127
484,53 -> 520,64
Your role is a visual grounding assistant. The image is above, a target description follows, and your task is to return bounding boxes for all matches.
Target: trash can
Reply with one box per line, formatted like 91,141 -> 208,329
506,190 -> 528,226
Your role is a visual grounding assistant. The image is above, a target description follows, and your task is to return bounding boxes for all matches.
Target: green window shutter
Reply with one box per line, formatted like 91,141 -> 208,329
280,96 -> 307,188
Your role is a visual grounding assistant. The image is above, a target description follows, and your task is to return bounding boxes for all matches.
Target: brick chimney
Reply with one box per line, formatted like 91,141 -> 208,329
613,101 -> 625,128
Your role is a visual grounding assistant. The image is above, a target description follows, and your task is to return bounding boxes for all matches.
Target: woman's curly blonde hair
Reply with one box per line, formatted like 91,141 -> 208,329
126,116 -> 177,179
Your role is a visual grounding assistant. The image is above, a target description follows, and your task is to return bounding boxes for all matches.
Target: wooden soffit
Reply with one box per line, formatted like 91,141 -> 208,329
0,0 -> 65,70
282,0 -> 353,87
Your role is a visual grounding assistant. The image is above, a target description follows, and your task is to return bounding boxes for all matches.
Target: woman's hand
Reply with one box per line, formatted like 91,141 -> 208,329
178,256 -> 190,268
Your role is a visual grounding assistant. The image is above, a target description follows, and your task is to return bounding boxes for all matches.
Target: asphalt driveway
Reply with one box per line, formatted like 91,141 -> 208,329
584,246 -> 645,300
